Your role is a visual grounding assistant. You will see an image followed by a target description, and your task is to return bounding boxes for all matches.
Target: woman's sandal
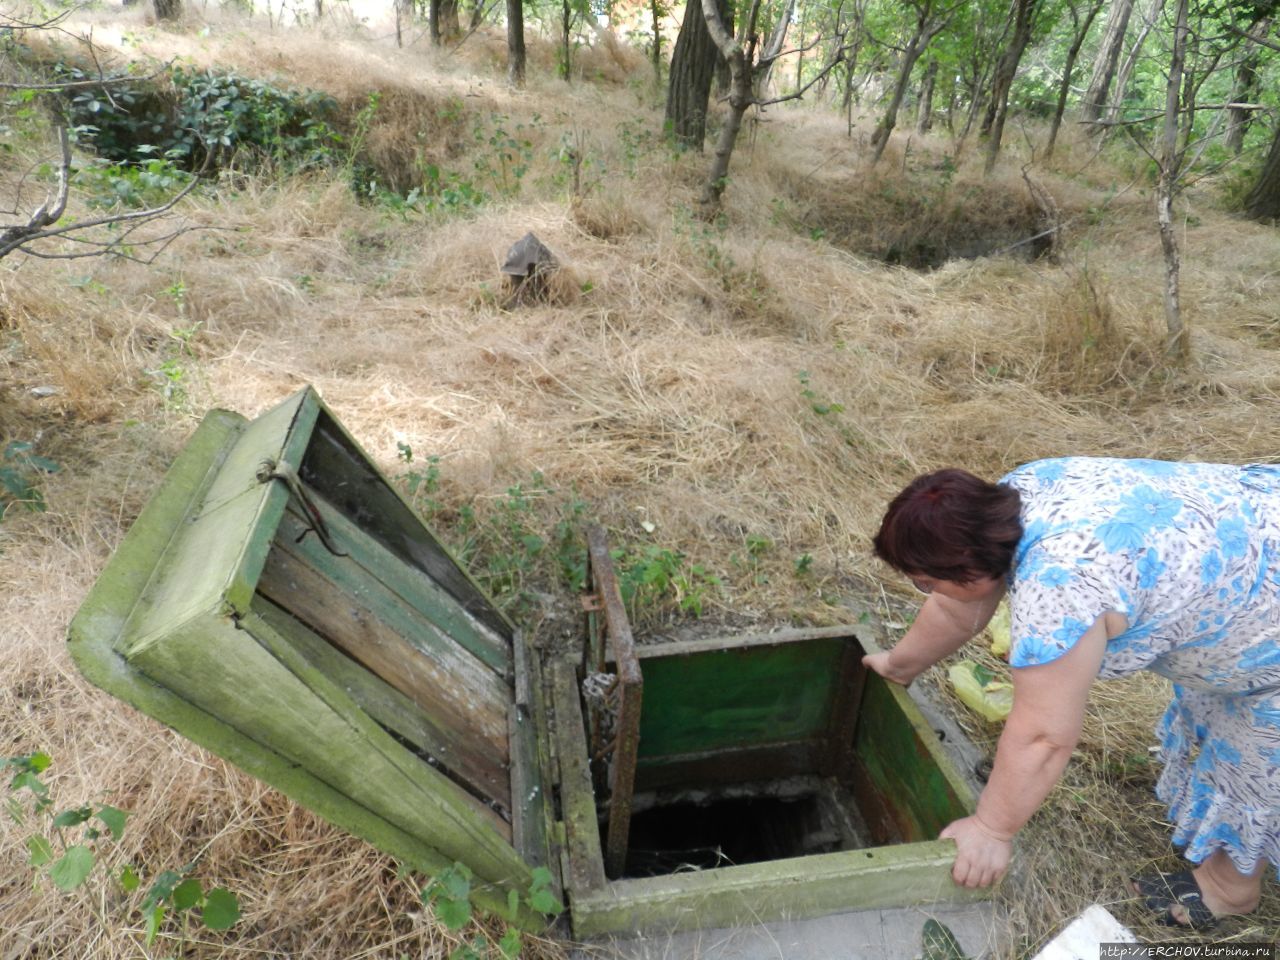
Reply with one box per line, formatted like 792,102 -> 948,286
1130,870 -> 1219,930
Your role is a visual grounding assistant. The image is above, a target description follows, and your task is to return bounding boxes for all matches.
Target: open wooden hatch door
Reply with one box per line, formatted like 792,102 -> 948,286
68,387 -> 555,926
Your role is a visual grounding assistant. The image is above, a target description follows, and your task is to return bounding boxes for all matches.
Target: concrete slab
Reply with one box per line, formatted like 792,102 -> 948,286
569,902 -> 1006,960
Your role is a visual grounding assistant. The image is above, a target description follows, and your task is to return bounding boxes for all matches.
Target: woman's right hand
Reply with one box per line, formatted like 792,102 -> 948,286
862,650 -> 918,686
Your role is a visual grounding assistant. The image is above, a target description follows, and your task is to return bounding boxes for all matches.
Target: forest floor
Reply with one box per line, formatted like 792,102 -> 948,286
3,3 -> 1280,957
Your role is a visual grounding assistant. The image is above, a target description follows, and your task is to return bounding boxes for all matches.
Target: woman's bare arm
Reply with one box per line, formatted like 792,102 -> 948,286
865,583 -> 1006,685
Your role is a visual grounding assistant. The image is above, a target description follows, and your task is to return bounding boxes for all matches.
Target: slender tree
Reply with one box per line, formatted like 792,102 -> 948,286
982,0 -> 1041,173
1080,0 -> 1135,125
1245,124 -> 1280,220
1225,20 -> 1268,154
1045,0 -> 1105,158
1155,0 -> 1189,360
1104,0 -> 1164,126
916,58 -> 938,133
869,0 -> 959,164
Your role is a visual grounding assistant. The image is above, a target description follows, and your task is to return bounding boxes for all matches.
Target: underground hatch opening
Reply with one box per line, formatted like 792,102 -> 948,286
608,778 -> 873,879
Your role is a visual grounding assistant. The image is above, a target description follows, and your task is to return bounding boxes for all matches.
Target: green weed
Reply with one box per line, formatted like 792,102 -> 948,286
74,155 -> 193,211
471,114 -> 535,197
612,544 -> 722,620
420,862 -> 561,960
0,441 -> 59,518
796,370 -> 844,416
4,753 -> 240,949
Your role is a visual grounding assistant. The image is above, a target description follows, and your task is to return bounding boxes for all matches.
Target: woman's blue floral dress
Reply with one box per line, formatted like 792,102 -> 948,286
1000,457 -> 1280,877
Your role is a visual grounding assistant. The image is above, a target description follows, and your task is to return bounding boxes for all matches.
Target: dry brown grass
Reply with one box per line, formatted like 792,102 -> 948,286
3,5 -> 1280,957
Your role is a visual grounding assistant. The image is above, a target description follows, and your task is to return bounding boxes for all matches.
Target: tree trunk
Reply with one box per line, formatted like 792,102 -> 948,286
983,0 -> 1038,174
665,0 -> 724,150
395,0 -> 411,47
651,0 -> 663,82
153,0 -> 182,20
754,0 -> 795,99
429,0 -> 442,45
1226,21 -> 1266,155
470,0 -> 485,31
698,0 -> 757,211
871,41 -> 922,163
916,58 -> 937,134
1157,0 -> 1188,362
561,0 -> 573,80
1045,0 -> 1103,159
440,0 -> 460,38
1105,0 -> 1162,126
1245,124 -> 1280,221
1080,0 -> 1133,126
871,3 -> 950,165
793,5 -> 805,95
507,0 -> 526,87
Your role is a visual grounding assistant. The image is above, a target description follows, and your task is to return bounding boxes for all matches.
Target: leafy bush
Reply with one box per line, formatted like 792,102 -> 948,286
57,62 -> 340,172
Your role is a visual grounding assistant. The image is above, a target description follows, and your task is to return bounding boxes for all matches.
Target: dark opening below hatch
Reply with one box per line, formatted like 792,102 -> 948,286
617,792 -> 850,878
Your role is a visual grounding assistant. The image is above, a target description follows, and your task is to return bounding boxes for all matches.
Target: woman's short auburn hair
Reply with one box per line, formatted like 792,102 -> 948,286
873,468 -> 1023,582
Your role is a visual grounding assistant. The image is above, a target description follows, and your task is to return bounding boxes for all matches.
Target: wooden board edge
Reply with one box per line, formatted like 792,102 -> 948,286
549,657 -> 608,897
568,840 -> 987,939
223,386 -> 321,614
633,623 -> 875,661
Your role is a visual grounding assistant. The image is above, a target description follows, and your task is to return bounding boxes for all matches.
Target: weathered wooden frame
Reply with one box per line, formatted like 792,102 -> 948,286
550,626 -> 988,938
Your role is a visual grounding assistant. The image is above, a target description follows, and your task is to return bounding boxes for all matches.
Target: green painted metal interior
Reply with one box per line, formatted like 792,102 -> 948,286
627,633 -> 971,845
636,638 -> 844,758
853,672 -> 972,843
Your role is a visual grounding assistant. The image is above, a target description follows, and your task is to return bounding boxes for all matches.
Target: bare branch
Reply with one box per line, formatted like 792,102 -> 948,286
1082,102 -> 1268,128
1224,21 -> 1280,53
760,45 -> 854,106
0,65 -> 171,91
0,129 -> 214,261
758,31 -> 831,69
0,8 -> 75,31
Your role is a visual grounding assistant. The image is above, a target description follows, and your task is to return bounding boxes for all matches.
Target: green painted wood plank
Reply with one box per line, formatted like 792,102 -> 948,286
259,527 -> 511,780
635,639 -> 845,758
510,629 -> 553,875
124,609 -> 534,891
118,389 -> 317,657
568,840 -> 988,938
299,488 -> 510,676
298,410 -> 514,642
253,597 -> 510,807
550,658 -> 607,895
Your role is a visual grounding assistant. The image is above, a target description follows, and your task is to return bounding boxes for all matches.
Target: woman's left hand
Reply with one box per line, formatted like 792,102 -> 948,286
939,816 -> 1013,888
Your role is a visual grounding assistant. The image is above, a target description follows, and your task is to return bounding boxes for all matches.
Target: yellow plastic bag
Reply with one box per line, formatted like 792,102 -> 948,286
948,659 -> 1013,722
987,600 -> 1011,658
